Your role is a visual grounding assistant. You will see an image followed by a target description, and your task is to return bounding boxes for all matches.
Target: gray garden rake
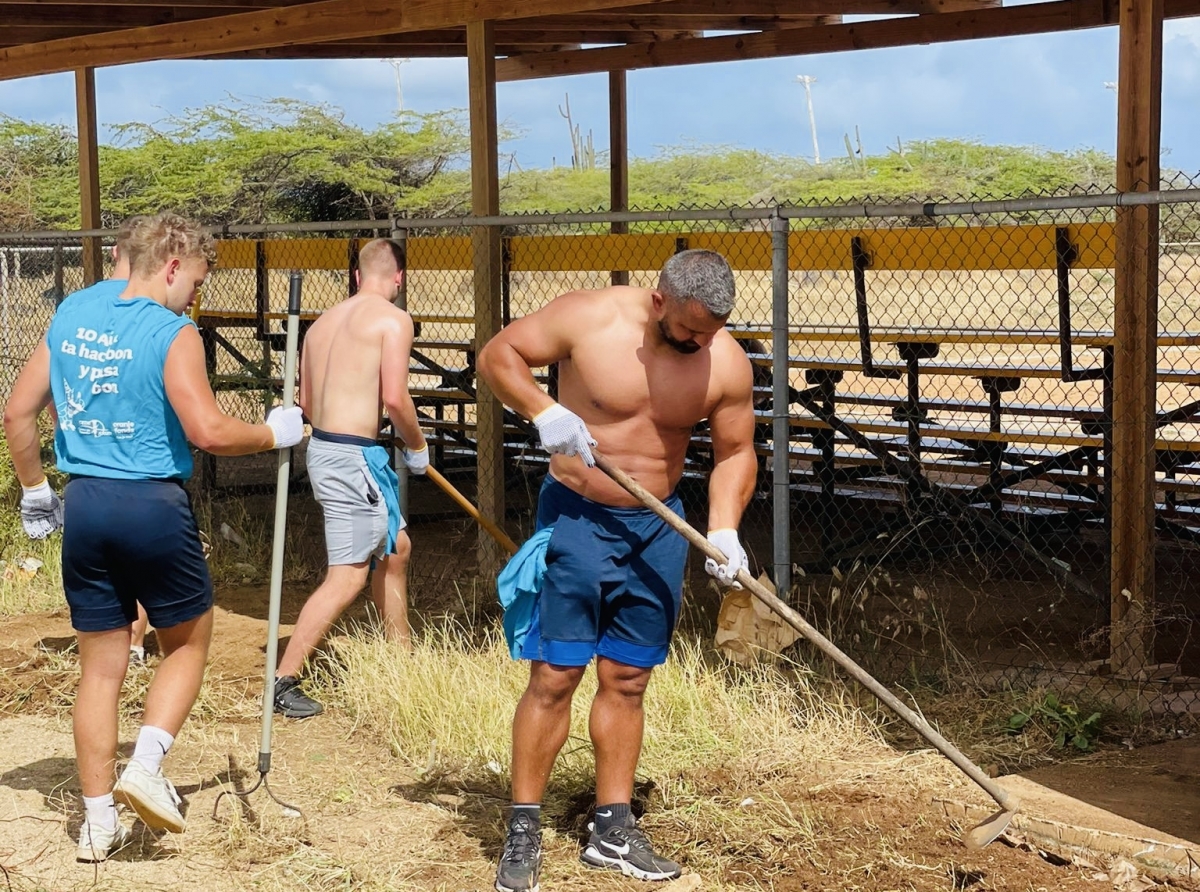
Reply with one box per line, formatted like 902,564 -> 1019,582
214,272 -> 305,821
592,450 -> 1019,850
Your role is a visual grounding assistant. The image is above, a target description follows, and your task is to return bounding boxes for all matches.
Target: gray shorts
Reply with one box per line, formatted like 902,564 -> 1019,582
307,434 -> 406,566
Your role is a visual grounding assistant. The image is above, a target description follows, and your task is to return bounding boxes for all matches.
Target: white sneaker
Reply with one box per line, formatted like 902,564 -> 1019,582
113,761 -> 185,833
76,818 -> 132,862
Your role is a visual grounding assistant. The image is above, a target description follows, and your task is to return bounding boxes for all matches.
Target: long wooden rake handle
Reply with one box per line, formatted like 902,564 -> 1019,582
592,450 -> 1018,849
425,465 -> 519,556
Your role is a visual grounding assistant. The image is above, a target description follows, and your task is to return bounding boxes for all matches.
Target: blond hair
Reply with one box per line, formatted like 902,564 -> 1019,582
357,238 -> 406,280
126,212 -> 216,276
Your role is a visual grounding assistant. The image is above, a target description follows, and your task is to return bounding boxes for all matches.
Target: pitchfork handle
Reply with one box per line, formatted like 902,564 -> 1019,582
591,450 -> 1016,816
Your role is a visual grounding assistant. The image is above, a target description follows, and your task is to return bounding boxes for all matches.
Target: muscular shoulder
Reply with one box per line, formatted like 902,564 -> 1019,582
710,330 -> 754,394
546,286 -> 643,330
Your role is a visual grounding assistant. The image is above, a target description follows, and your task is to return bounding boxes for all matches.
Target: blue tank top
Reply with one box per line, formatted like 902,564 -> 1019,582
47,283 -> 195,480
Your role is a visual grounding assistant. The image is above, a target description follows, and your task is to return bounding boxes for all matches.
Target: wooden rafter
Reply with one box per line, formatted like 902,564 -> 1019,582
213,44 -> 586,59
595,0 -> 998,12
0,0 -> 683,80
496,0 -> 1200,81
514,14 -> 840,31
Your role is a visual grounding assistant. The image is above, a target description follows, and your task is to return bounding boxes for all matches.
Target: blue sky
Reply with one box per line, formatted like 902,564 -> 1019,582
3,14 -> 1200,175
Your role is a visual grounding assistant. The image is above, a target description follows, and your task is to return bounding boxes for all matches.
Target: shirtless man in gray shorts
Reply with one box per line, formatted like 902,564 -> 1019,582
273,238 -> 428,718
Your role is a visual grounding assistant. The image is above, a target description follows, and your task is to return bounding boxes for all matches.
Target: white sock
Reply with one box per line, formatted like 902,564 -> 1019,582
131,725 -> 175,774
83,793 -> 117,830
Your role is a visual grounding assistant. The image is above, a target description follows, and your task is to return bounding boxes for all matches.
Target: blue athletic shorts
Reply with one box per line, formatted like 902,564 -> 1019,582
521,475 -> 688,669
62,477 -> 214,633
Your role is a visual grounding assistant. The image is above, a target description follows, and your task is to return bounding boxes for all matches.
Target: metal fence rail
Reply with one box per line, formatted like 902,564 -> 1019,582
2,186 -> 1198,724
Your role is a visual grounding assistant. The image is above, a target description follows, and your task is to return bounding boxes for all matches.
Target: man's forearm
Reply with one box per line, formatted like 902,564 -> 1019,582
387,395 -> 426,451
4,413 -> 48,487
707,449 -> 757,530
192,414 -> 275,456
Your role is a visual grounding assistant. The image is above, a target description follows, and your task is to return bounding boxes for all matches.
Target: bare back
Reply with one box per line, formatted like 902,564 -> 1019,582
300,292 -> 413,440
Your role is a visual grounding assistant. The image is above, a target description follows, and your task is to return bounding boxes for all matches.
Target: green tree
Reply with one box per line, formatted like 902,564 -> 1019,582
101,98 -> 474,225
0,116 -> 79,229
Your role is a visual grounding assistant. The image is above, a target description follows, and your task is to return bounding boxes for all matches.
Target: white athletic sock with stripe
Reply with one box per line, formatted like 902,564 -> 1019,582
83,793 -> 117,831
131,725 -> 175,774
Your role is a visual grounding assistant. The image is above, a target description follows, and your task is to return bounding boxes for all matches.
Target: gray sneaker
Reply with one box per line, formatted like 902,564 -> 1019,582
581,815 -> 681,881
274,676 -> 324,718
494,813 -> 542,892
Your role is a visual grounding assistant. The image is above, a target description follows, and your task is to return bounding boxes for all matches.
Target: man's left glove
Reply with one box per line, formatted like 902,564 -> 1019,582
20,480 -> 63,540
704,528 -> 747,589
403,444 -> 429,475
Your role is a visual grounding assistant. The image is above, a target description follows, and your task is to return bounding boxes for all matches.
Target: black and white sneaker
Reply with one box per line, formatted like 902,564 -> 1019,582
273,676 -> 324,718
495,813 -> 543,892
581,815 -> 681,881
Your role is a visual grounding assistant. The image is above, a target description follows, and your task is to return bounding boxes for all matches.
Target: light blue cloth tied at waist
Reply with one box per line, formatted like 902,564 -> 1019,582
496,526 -> 553,659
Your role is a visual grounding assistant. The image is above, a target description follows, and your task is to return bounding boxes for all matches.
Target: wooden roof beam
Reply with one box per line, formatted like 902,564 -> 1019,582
0,0 -> 296,6
210,43 -> 584,58
515,14 -> 841,31
497,0 -> 1200,82
612,0 -> 999,13
0,5 -> 242,27
344,29 -> 692,44
0,0 -> 683,80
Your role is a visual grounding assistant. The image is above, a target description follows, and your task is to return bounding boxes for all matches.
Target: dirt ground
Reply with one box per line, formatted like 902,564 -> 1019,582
0,590 -> 1194,892
1021,735 -> 1200,844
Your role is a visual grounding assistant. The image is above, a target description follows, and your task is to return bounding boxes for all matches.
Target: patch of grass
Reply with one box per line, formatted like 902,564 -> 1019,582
307,620 -> 890,878
0,424 -> 66,615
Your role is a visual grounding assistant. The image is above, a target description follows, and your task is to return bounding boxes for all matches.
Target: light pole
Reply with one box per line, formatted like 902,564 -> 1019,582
796,74 -> 820,164
382,58 -> 411,112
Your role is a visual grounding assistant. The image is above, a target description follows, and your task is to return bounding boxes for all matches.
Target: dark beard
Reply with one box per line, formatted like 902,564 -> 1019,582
657,320 -> 701,354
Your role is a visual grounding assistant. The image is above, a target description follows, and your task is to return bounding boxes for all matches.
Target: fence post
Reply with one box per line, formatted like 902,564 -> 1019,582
468,20 -> 506,577
391,218 -> 411,519
1110,0 -> 1163,678
54,244 -> 65,308
771,210 -> 791,598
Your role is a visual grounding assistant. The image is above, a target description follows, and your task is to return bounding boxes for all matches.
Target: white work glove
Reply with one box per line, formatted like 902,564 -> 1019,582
704,528 -> 748,589
20,480 -> 63,540
533,403 -> 596,467
402,444 -> 429,475
265,406 -> 305,449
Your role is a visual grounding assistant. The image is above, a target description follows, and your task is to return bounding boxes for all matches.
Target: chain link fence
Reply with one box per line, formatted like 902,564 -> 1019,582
2,186 -> 1199,727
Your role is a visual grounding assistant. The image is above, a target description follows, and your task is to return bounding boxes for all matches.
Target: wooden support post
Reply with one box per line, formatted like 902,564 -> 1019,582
75,67 -> 103,285
1110,0 -> 1163,677
468,19 -> 505,575
609,69 -> 629,287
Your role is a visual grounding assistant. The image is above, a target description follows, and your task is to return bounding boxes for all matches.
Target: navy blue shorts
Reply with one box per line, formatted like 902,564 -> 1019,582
62,477 -> 214,633
521,476 -> 688,669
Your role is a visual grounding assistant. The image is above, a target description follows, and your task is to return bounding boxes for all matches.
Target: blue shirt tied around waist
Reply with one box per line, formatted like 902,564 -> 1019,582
47,282 -> 195,481
497,526 -> 554,659
361,444 -> 402,557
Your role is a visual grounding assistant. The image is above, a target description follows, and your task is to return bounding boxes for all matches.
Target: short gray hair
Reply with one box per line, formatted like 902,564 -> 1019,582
658,249 -> 735,317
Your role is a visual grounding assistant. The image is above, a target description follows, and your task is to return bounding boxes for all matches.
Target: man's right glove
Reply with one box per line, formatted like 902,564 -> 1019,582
403,444 -> 429,475
266,406 -> 305,449
20,479 -> 63,540
533,404 -> 597,467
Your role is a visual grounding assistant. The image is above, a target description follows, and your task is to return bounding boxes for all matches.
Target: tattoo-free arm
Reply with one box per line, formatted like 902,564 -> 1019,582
706,346 -> 758,531
2,342 -> 54,487
477,291 -> 591,419
380,311 -> 426,450
164,326 -> 276,455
